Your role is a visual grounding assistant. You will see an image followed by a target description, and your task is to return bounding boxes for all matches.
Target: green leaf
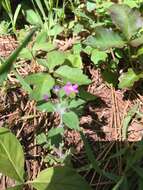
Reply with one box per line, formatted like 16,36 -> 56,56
67,53 -> 83,68
25,73 -> 55,101
130,34 -> 143,47
33,42 -> 55,53
14,70 -> 32,94
91,49 -> 107,66
118,68 -> 140,88
18,48 -> 33,60
55,65 -> 91,85
37,102 -> 55,112
123,0 -> 139,8
0,127 -> 24,182
48,24 -> 64,36
36,133 -> 47,145
86,0 -> 96,12
84,28 -> 125,50
102,69 -> 118,87
79,88 -> 97,101
48,127 -> 64,138
109,4 -> 143,40
25,9 -> 42,26
69,99 -> 85,109
63,112 -> 80,130
30,166 -> 92,190
46,51 -> 66,71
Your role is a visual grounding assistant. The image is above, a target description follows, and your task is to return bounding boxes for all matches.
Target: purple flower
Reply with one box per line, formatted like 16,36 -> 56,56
43,94 -> 49,101
53,85 -> 60,93
63,82 -> 78,95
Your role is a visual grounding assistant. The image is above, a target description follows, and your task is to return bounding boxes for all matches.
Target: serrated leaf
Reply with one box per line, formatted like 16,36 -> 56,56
84,28 -> 125,50
0,127 -> 24,182
55,65 -> 91,85
31,166 -> 92,190
91,49 -> 107,66
118,68 -> 140,88
109,4 -> 143,40
63,112 -> 80,130
25,73 -> 55,101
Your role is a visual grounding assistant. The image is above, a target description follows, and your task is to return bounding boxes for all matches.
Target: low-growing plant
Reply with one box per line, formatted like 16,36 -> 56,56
0,0 -> 21,35
83,3 -> 143,88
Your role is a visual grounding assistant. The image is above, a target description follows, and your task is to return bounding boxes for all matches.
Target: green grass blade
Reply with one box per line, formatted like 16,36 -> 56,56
0,27 -> 36,75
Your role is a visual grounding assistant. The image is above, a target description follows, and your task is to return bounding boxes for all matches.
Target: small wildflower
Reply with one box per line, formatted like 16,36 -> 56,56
53,85 -> 60,93
43,94 -> 49,101
63,82 -> 78,95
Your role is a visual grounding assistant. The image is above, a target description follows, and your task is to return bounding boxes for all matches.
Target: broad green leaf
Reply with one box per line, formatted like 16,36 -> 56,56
25,9 -> 42,26
25,73 -> 55,100
18,48 -> 33,60
91,49 -> 107,66
102,69 -> 118,87
37,102 -> 55,112
62,112 -> 80,130
84,28 -> 125,50
109,4 -> 143,40
67,54 -> 83,68
48,24 -> 64,36
118,68 -> 140,88
36,133 -> 47,145
48,127 -> 64,138
35,30 -> 47,44
79,88 -> 97,101
69,99 -> 85,109
33,42 -> 55,53
55,65 -> 91,85
86,0 -> 96,12
0,28 -> 36,83
31,166 -> 92,190
0,127 -> 24,182
46,51 -> 66,71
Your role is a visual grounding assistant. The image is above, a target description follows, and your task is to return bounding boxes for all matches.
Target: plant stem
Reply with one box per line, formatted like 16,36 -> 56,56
128,47 -> 134,69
